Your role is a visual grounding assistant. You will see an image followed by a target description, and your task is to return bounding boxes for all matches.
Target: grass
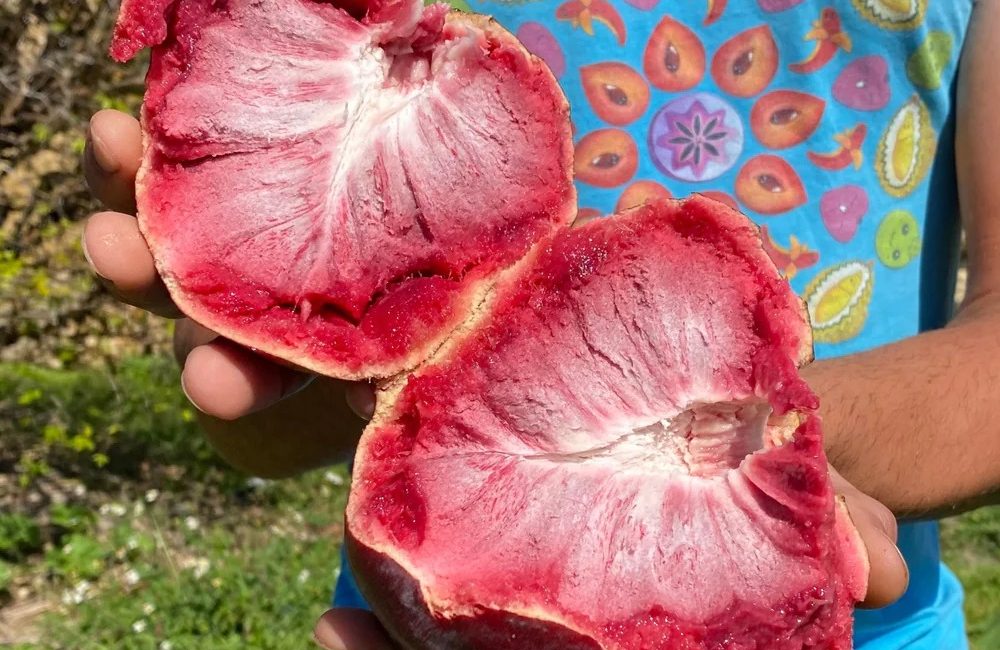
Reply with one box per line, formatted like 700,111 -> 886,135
1,357 -> 350,649
0,357 -> 997,648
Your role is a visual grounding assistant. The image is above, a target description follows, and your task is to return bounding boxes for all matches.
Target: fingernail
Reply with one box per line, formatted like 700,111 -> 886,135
180,372 -> 206,415
893,539 -> 910,586
89,127 -> 120,174
80,227 -> 109,281
312,633 -> 336,650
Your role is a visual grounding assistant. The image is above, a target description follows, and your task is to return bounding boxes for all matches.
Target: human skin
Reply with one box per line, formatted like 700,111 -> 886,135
81,2 -> 1000,642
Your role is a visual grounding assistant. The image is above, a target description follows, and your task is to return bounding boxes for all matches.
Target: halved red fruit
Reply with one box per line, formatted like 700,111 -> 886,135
712,25 -> 779,98
110,0 -> 575,380
574,129 -> 639,188
347,197 -> 867,649
616,180 -> 672,212
581,62 -> 650,126
751,90 -> 825,149
735,155 -> 807,214
643,16 -> 706,92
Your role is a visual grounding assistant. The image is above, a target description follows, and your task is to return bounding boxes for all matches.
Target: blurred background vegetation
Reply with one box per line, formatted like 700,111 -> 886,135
0,0 -> 997,648
1,1 -> 349,647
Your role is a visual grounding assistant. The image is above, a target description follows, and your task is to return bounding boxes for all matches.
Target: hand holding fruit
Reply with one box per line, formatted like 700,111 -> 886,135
82,109 -> 374,477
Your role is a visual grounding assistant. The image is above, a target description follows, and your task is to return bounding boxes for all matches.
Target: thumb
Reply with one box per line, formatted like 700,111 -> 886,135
314,608 -> 396,650
829,466 -> 909,609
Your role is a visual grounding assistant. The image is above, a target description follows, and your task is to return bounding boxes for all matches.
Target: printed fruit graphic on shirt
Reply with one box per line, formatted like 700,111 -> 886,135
625,0 -> 659,9
808,124 -> 867,171
735,155 -> 807,215
648,93 -> 744,182
850,0 -> 926,31
876,210 -> 922,268
876,95 -> 935,198
517,22 -> 566,78
760,225 -> 819,279
704,0 -> 727,24
759,0 -> 805,11
698,190 -> 740,210
804,261 -> 875,344
643,15 -> 705,91
907,31 -> 953,90
581,62 -> 650,126
821,185 -> 869,243
573,207 -> 604,227
833,55 -> 891,111
113,1 -> 868,647
575,128 -> 639,187
556,0 -> 626,45
616,180 -> 672,211
789,8 -> 852,74
751,90 -> 825,149
712,25 -> 779,98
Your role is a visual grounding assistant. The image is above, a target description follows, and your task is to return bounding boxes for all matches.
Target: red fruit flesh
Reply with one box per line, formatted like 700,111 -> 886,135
347,196 -> 867,649
111,0 -> 574,379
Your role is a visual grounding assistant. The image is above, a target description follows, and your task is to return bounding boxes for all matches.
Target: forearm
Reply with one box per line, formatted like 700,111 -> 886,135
805,296 -> 1000,518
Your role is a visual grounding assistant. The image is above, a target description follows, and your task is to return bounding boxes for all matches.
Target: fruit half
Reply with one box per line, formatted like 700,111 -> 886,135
111,0 -> 575,379
347,197 -> 867,649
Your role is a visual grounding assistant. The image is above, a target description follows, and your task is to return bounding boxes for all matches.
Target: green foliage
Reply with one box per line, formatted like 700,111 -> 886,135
0,356 -> 227,487
943,507 -> 1000,649
31,470 -> 349,650
0,559 -> 12,593
0,514 -> 42,561
45,534 -> 109,583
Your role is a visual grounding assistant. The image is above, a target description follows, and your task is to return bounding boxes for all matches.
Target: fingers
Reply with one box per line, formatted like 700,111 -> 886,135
848,493 -> 909,609
345,382 -> 376,420
84,109 -> 142,214
314,609 -> 395,650
173,318 -> 220,365
181,339 -> 314,421
830,467 -> 909,609
83,210 -> 182,317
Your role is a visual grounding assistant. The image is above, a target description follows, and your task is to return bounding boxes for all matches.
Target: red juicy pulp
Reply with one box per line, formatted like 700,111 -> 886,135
347,197 -> 866,649
111,0 -> 575,379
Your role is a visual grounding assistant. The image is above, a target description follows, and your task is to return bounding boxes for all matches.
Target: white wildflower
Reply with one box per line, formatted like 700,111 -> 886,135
245,477 -> 269,489
297,569 -> 311,585
323,471 -> 345,486
184,516 -> 200,531
159,642 -> 174,650
144,489 -> 160,503
126,536 -> 140,551
191,557 -> 211,579
100,503 -> 123,517
132,619 -> 148,634
62,580 -> 92,605
123,569 -> 141,586
142,602 -> 156,616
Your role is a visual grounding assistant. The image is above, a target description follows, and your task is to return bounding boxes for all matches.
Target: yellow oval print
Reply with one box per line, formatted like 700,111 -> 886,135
851,0 -> 926,30
803,261 -> 875,344
876,96 -> 935,198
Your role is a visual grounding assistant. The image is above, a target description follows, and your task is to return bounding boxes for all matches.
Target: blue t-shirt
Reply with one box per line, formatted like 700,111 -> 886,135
336,1 -> 975,647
